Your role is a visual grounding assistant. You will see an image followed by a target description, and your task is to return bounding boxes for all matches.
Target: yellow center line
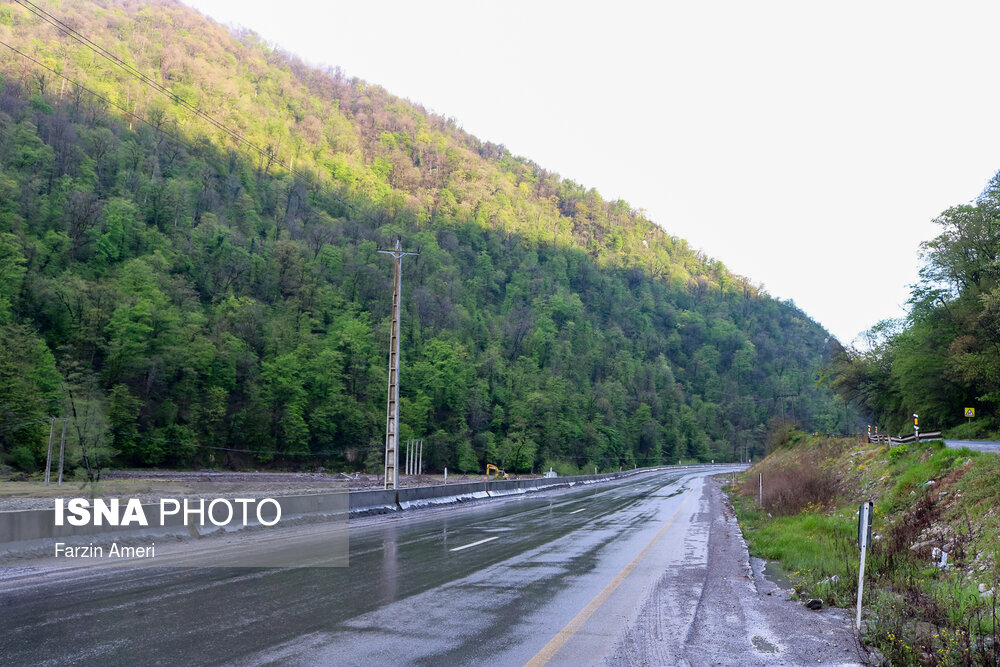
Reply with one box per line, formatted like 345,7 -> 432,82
524,487 -> 694,667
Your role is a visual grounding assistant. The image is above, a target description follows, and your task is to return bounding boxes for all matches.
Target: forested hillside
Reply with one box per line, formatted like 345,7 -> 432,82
0,0 -> 846,476
833,172 -> 1000,437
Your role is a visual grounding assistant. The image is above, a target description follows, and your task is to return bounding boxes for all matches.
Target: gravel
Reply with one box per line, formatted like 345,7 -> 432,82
606,476 -> 863,666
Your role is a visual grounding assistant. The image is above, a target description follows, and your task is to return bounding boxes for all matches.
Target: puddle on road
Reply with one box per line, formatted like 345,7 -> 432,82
648,486 -> 689,498
751,635 -> 778,653
762,560 -> 795,592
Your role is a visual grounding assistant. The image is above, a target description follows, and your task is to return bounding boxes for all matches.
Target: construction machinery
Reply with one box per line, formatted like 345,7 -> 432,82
485,464 -> 509,481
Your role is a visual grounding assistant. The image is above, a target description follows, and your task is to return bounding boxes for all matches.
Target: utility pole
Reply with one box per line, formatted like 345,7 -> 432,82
44,417 -> 69,486
56,418 -> 67,486
44,417 -> 55,485
377,238 -> 419,490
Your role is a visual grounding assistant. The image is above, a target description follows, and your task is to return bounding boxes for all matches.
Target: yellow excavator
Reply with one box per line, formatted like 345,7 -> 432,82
486,464 -> 509,481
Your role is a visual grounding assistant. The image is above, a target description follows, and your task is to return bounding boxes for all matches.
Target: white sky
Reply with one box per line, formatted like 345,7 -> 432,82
185,0 -> 1000,345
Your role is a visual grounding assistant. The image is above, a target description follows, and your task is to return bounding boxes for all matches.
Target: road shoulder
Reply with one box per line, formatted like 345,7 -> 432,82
605,476 -> 862,666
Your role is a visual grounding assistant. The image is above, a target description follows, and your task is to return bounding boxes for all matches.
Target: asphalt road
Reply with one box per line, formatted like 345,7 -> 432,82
0,468 -> 858,666
945,439 -> 1000,453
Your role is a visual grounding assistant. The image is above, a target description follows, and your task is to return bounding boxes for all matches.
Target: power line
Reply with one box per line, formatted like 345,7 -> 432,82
0,38 -> 192,149
13,0 -> 274,167
5,0 -> 370,221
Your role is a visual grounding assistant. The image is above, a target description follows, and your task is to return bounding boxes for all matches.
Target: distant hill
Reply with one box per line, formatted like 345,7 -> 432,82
0,0 -> 852,476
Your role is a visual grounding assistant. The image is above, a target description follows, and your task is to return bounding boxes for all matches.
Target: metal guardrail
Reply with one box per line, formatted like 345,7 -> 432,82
868,431 -> 942,446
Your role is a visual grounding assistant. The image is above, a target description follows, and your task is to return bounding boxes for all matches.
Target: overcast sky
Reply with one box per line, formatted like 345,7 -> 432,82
185,0 -> 1000,345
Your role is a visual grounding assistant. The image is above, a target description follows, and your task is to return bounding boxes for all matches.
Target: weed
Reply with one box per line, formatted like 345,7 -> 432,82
729,431 -> 1000,666
742,459 -> 839,516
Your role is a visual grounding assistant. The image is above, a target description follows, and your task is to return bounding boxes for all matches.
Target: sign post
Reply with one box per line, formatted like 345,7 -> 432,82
965,407 -> 975,425
856,500 -> 873,630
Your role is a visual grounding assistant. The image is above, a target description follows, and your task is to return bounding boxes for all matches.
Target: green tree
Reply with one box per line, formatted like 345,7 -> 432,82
456,440 -> 479,473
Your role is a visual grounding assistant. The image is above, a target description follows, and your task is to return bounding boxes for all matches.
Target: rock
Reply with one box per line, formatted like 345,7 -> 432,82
932,547 -> 942,560
979,583 -> 988,593
805,598 -> 823,610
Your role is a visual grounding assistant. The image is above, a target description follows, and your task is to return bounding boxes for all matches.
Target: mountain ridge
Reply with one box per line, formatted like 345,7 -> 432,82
0,0 -> 851,477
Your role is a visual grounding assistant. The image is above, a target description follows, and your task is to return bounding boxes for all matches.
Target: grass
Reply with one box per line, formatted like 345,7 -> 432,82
728,432 -> 1000,666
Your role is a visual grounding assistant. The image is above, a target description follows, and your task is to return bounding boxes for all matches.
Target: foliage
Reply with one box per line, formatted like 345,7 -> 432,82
832,171 -> 1000,437
0,0 -> 846,472
7,444 -> 37,472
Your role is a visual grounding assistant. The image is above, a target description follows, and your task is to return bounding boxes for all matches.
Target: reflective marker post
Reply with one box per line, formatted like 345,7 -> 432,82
856,500 -> 873,630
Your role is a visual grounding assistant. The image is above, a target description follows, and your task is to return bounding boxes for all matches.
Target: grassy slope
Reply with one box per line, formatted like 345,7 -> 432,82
730,431 -> 1000,665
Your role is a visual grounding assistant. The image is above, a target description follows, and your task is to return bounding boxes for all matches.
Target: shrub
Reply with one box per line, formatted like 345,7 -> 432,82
748,460 -> 839,516
766,421 -> 804,454
888,443 -> 909,461
7,445 -> 37,472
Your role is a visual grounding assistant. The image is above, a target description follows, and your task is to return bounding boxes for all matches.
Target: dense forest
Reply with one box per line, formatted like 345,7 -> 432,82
0,0 -> 848,478
832,172 -> 1000,437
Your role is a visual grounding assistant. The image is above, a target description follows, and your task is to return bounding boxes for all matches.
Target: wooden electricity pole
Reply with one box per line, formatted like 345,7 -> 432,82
377,238 -> 419,490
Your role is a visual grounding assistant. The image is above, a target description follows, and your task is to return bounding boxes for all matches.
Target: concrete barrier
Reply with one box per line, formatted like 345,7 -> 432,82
0,501 -> 195,559
397,481 -> 490,509
348,489 -> 398,514
1,464 -> 745,558
0,491 -> 353,559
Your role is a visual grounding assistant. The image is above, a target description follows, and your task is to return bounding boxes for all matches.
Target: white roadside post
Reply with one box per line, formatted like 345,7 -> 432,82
759,473 -> 763,506
856,500 -> 873,630
913,413 -> 919,443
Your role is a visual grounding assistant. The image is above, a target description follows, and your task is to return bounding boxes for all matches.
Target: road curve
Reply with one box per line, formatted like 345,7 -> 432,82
1,468 -> 859,666
945,439 -> 1000,453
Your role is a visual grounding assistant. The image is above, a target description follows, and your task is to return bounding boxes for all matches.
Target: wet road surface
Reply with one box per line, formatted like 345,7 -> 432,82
945,439 -> 1000,453
1,467 -> 856,666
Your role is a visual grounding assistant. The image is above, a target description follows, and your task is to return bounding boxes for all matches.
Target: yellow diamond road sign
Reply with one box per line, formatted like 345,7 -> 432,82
965,407 -> 975,418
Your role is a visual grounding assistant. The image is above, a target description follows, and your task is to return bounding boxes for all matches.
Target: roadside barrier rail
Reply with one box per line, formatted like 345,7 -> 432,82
867,431 -> 942,446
